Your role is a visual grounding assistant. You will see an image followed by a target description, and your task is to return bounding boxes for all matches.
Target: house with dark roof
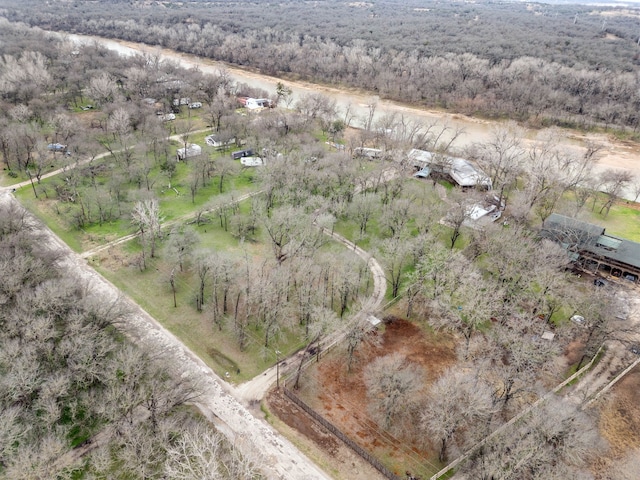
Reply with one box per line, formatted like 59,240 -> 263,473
542,213 -> 640,283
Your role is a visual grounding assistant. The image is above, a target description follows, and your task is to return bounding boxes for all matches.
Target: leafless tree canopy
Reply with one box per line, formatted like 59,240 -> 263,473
0,202 -> 258,478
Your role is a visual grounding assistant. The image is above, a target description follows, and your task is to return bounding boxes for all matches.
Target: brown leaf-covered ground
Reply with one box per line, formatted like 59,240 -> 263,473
268,317 -> 458,479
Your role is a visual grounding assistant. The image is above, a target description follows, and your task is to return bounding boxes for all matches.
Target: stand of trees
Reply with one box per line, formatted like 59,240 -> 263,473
0,199 -> 259,478
1,18 -> 638,479
4,1 -> 640,131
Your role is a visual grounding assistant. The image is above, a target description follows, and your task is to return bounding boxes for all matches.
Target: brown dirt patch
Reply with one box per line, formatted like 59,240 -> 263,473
268,389 -> 341,455
266,389 -> 385,480
294,317 -> 458,478
564,339 -> 586,366
593,365 -> 640,478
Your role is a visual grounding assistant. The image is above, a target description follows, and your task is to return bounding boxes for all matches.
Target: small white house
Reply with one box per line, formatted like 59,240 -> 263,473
176,144 -> 202,160
245,98 -> 273,110
205,134 -> 236,149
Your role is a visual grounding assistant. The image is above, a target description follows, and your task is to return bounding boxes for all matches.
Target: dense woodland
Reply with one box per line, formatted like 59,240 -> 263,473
3,0 -> 640,131
0,12 -> 639,480
0,200 -> 260,479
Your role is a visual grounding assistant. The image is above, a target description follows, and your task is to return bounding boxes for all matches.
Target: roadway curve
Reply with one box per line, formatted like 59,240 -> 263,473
0,188 -> 331,480
235,227 -> 387,403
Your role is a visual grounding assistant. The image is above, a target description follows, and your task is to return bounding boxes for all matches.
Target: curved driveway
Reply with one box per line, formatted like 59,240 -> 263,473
1,151 -> 388,479
0,188 -> 331,480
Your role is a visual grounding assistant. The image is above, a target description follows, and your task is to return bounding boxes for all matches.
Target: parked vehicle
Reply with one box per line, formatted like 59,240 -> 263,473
47,143 -> 67,152
232,149 -> 255,160
570,315 -> 586,326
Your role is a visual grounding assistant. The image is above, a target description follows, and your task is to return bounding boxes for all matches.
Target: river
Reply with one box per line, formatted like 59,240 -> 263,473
65,33 -> 640,199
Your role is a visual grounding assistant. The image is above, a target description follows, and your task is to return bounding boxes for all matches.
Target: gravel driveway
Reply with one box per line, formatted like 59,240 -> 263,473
0,189 -> 331,480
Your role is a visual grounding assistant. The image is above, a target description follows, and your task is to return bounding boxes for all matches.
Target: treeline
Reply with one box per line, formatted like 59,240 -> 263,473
0,199 -> 259,478
3,0 -> 640,130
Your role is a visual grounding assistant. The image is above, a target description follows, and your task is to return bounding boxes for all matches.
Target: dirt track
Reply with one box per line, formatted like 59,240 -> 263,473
0,189 -> 331,480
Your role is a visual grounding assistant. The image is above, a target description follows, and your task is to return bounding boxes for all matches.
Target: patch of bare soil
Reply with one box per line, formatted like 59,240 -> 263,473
593,365 -> 640,478
266,389 -> 384,480
564,338 -> 586,366
286,317 -> 457,478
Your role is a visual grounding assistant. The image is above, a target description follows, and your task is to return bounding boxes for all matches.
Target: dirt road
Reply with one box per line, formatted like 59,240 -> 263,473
235,227 -> 387,403
0,189 -> 332,480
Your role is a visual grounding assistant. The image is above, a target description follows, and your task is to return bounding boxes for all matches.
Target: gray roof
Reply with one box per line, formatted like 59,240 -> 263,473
408,148 -> 492,189
542,213 -> 640,269
542,213 -> 604,247
587,234 -> 640,269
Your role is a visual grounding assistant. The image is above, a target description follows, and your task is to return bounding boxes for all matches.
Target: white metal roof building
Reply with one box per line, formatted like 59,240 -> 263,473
408,148 -> 492,189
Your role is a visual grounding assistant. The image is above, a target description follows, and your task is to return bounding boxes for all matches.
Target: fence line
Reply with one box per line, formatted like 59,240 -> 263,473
282,385 -> 403,480
428,345 -> 605,480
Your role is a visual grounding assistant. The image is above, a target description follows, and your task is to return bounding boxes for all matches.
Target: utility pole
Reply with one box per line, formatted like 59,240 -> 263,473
26,169 -> 38,198
275,350 -> 281,389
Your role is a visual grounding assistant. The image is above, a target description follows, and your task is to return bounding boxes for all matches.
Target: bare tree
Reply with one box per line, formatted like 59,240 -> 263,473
344,317 -> 373,373
214,155 -> 240,193
444,191 -> 477,249
376,234 -> 415,298
481,317 -> 560,410
163,420 -> 225,479
165,225 -> 198,272
462,395 -> 603,479
630,177 -> 640,204
208,252 -> 237,329
431,266 -> 501,359
87,72 -> 120,106
522,130 -> 599,222
364,353 -> 423,430
421,369 -> 494,463
599,168 -> 633,217
293,306 -> 339,389
131,198 -> 162,269
295,92 -> 336,128
263,205 -> 324,264
470,122 -> 525,204
349,193 -> 379,237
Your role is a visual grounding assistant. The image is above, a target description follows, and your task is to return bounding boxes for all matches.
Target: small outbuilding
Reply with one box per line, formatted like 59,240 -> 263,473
240,156 -> 263,167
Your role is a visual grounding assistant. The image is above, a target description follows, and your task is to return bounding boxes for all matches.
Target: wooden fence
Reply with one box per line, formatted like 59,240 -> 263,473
428,345 -> 606,480
282,385 -> 403,480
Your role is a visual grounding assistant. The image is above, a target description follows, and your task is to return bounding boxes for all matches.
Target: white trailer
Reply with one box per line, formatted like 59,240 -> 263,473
176,143 -> 202,160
